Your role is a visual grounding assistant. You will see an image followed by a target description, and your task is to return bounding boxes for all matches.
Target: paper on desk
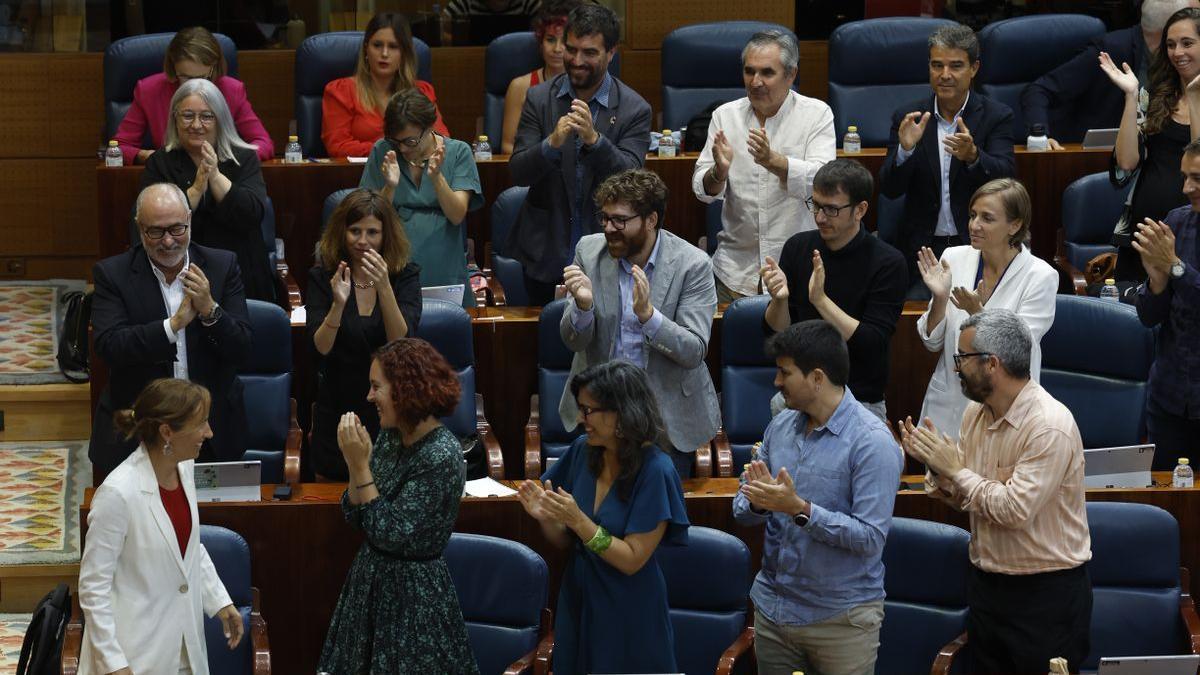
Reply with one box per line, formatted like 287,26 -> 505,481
290,305 -> 306,324
347,156 -> 369,164
464,477 -> 517,498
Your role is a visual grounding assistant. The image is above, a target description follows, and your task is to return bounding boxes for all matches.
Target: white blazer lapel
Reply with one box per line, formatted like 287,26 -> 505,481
135,451 -> 189,580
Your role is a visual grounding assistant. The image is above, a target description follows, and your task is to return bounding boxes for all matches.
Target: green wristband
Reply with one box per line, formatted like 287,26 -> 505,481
585,525 -> 612,555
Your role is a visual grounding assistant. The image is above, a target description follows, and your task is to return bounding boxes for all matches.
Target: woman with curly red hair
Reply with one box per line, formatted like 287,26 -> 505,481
319,338 -> 477,673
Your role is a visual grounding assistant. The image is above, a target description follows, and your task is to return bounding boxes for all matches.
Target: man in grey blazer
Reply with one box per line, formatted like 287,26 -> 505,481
508,3 -> 652,306
559,169 -> 720,477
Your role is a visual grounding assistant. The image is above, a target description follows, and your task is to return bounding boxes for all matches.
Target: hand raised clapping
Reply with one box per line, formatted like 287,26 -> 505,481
563,264 -> 594,310
517,480 -> 584,529
1099,51 -> 1139,96
916,247 -> 952,300
760,256 -> 789,300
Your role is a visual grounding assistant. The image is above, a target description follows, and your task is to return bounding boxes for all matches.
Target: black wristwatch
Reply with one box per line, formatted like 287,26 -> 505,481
792,510 -> 810,528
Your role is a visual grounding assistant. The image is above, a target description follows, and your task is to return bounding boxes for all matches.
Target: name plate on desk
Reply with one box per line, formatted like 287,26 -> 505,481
194,461 -> 262,502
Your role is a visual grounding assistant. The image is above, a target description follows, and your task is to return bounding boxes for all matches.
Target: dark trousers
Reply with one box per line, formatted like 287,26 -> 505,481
967,564 -> 1092,674
523,273 -> 560,307
1147,396 -> 1200,471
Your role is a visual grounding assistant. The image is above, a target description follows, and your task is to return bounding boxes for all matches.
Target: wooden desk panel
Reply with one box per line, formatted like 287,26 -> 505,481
80,475 -> 1200,675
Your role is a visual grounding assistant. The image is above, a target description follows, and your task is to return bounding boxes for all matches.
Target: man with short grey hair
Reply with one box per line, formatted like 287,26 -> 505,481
900,308 -> 1092,673
692,28 -> 836,303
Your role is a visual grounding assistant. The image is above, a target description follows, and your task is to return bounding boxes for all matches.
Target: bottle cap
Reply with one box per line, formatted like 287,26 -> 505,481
662,129 -> 671,134
847,125 -> 857,132
478,135 -> 488,141
1031,123 -> 1046,135
108,140 -> 118,146
1105,278 -> 1116,285
288,135 -> 298,142
1181,458 -> 1190,465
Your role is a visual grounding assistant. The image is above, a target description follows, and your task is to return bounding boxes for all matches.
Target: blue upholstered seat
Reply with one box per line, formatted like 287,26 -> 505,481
714,295 -> 775,476
704,199 -> 724,256
199,525 -> 269,674
490,186 -> 531,306
1056,172 -> 1129,279
524,298 -> 582,477
482,33 -> 542,146
238,300 -> 299,484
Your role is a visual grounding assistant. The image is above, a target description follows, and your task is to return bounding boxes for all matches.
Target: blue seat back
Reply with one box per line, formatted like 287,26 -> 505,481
538,299 -> 581,460
828,18 -> 956,147
877,517 -> 971,675
1061,172 -> 1129,271
1040,295 -> 1155,448
104,32 -> 239,141
199,525 -> 254,675
720,295 -> 775,470
705,199 -> 723,255
483,32 -> 543,145
445,533 -> 548,675
875,192 -> 905,246
237,300 -> 292,484
1085,502 -> 1187,670
491,186 -> 531,306
415,299 -> 477,437
321,188 -> 357,235
656,526 -> 752,675
294,32 -> 432,157
661,21 -> 796,130
977,15 -> 1106,138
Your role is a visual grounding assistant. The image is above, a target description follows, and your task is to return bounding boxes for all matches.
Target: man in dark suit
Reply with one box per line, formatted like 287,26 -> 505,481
879,23 -> 1016,285
1021,0 -> 1197,146
90,182 -> 252,478
508,2 -> 651,305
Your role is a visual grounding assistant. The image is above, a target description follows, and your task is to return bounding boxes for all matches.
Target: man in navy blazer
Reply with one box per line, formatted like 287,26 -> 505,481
879,23 -> 1016,284
90,183 -> 252,478
508,2 -> 651,306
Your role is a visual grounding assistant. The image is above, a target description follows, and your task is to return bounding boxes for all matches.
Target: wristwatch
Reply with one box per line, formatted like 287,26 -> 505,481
1170,260 -> 1186,279
792,510 -> 810,528
200,302 -> 222,326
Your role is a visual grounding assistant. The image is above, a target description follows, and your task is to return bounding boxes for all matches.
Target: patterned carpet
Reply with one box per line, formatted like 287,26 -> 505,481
0,441 -> 90,566
0,279 -> 86,385
0,614 -> 30,675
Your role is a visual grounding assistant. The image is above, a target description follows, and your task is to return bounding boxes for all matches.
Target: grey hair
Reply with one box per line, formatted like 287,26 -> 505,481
163,78 -> 255,164
134,182 -> 191,225
960,309 -> 1032,379
742,29 -> 799,73
929,23 -> 980,64
1143,0 -> 1197,33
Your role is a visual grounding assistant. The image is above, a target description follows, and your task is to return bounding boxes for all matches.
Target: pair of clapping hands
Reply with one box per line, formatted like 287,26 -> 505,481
518,480 -> 587,530
562,263 -> 654,323
169,264 -> 217,332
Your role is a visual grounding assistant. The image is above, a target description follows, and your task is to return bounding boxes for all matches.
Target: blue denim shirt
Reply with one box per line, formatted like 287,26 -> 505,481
732,388 -> 903,625
541,73 -> 614,252
1137,204 -> 1200,418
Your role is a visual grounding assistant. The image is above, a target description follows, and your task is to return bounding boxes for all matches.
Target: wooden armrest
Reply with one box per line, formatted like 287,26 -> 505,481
1052,229 -> 1088,296
535,607 -> 554,675
250,587 -> 271,675
713,428 -> 734,478
484,269 -> 508,307
284,398 -> 302,485
1181,567 -> 1200,654
932,630 -> 968,675
276,258 -> 303,311
477,393 -> 505,479
694,443 -> 713,478
61,616 -> 83,675
524,394 -> 543,479
715,626 -> 755,675
503,649 -> 536,675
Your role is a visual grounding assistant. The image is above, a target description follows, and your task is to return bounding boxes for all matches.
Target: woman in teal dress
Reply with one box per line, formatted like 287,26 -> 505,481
518,360 -> 690,675
360,88 -> 483,307
319,338 -> 477,674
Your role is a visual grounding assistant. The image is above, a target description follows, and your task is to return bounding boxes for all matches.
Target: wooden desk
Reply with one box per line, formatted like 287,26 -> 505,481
80,474 -> 1200,675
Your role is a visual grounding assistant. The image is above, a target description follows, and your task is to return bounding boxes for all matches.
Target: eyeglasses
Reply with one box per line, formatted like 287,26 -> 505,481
577,404 -> 610,418
805,197 -> 854,218
177,110 -> 216,126
594,211 -> 642,230
953,351 -> 993,370
388,128 -> 429,151
141,223 -> 189,240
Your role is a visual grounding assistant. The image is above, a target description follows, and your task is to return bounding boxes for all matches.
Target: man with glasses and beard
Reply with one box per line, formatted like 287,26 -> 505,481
90,182 -> 252,479
509,2 -> 651,306
900,308 -> 1092,674
559,169 -> 719,478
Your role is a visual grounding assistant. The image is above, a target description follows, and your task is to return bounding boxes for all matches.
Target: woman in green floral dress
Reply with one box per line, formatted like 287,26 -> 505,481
318,338 -> 478,674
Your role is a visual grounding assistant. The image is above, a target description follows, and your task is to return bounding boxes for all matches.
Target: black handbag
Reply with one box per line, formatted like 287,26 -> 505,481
56,290 -> 92,383
16,583 -> 71,675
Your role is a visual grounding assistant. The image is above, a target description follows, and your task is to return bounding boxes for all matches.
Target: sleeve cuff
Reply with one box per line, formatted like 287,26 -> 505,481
163,318 -> 178,344
806,503 -> 827,531
896,146 -> 913,165
641,308 -> 664,340
580,135 -> 608,157
950,467 -> 979,493
570,301 -> 595,332
541,138 -> 562,163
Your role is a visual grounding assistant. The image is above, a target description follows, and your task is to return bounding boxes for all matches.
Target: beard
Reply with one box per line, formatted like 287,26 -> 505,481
568,63 -> 602,90
605,228 -> 648,260
959,369 -> 994,403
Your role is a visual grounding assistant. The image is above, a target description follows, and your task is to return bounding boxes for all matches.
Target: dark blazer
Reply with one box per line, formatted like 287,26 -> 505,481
878,92 -> 1016,269
1021,26 -> 1147,142
90,244 -> 252,475
508,72 -> 651,283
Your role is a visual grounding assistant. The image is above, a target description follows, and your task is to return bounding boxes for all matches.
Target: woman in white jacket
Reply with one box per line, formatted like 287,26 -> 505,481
78,378 -> 243,675
915,178 -> 1058,438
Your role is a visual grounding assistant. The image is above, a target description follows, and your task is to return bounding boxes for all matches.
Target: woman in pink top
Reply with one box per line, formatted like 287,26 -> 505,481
113,27 -> 274,165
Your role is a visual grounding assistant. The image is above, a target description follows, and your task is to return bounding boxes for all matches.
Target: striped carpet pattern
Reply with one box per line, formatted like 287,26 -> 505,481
0,614 -> 31,674
0,442 -> 89,565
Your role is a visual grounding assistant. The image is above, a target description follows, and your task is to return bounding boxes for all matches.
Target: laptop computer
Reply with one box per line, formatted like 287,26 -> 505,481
1098,654 -> 1200,674
193,461 -> 262,502
422,284 -> 465,305
1082,127 -> 1119,149
1083,444 -> 1155,489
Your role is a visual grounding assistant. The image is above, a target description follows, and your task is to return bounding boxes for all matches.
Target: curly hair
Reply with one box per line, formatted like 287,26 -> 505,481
592,168 -> 669,226
317,188 -> 411,273
1145,8 -> 1200,135
113,378 -> 211,448
163,27 -> 227,81
372,338 -> 461,429
532,0 -> 577,41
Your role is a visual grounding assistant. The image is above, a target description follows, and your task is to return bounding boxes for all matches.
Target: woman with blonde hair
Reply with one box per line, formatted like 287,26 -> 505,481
78,378 -> 243,675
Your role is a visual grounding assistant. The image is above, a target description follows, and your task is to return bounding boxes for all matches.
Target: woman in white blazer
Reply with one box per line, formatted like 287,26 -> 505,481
915,178 -> 1058,438
78,379 -> 243,675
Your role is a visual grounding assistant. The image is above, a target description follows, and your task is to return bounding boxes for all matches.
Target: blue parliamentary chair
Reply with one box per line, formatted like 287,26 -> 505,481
1040,295 -> 1155,450
977,15 -> 1106,139
489,186 -> 531,306
103,32 -> 239,141
712,295 -> 775,478
828,18 -> 955,148
523,299 -> 582,477
293,32 -> 432,157
656,526 -> 755,675
703,199 -> 724,255
445,533 -> 553,675
1053,172 -> 1130,295
660,21 -> 796,132
239,300 -> 302,484
878,517 -> 972,675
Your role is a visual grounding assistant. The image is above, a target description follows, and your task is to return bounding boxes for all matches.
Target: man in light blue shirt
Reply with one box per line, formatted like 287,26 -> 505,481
734,319 -> 903,675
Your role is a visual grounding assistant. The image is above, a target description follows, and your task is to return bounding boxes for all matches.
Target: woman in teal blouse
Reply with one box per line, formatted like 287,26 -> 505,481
360,88 -> 483,307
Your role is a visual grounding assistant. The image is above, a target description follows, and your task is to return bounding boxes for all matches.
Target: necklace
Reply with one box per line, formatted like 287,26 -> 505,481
406,157 -> 427,168
353,279 -> 375,289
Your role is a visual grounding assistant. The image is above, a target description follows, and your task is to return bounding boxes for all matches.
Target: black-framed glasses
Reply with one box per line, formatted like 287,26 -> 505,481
142,223 -> 190,240
577,403 -> 610,418
953,351 -> 993,370
177,110 -> 216,126
388,128 -> 429,151
805,197 -> 855,218
594,211 -> 642,230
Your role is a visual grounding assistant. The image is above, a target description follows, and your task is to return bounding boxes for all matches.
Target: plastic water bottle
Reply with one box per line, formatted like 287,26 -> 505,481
1100,278 -> 1120,303
1027,124 -> 1050,151
104,140 -> 122,167
658,129 -> 676,157
843,125 -> 861,153
474,135 -> 492,161
285,135 -> 302,163
1174,458 -> 1194,488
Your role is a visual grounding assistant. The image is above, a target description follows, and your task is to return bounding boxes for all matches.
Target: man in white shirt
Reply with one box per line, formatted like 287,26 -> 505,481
692,29 -> 837,303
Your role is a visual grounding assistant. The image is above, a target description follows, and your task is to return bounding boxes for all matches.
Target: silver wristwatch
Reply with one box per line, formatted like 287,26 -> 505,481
200,303 -> 222,326
1170,260 -> 1186,280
